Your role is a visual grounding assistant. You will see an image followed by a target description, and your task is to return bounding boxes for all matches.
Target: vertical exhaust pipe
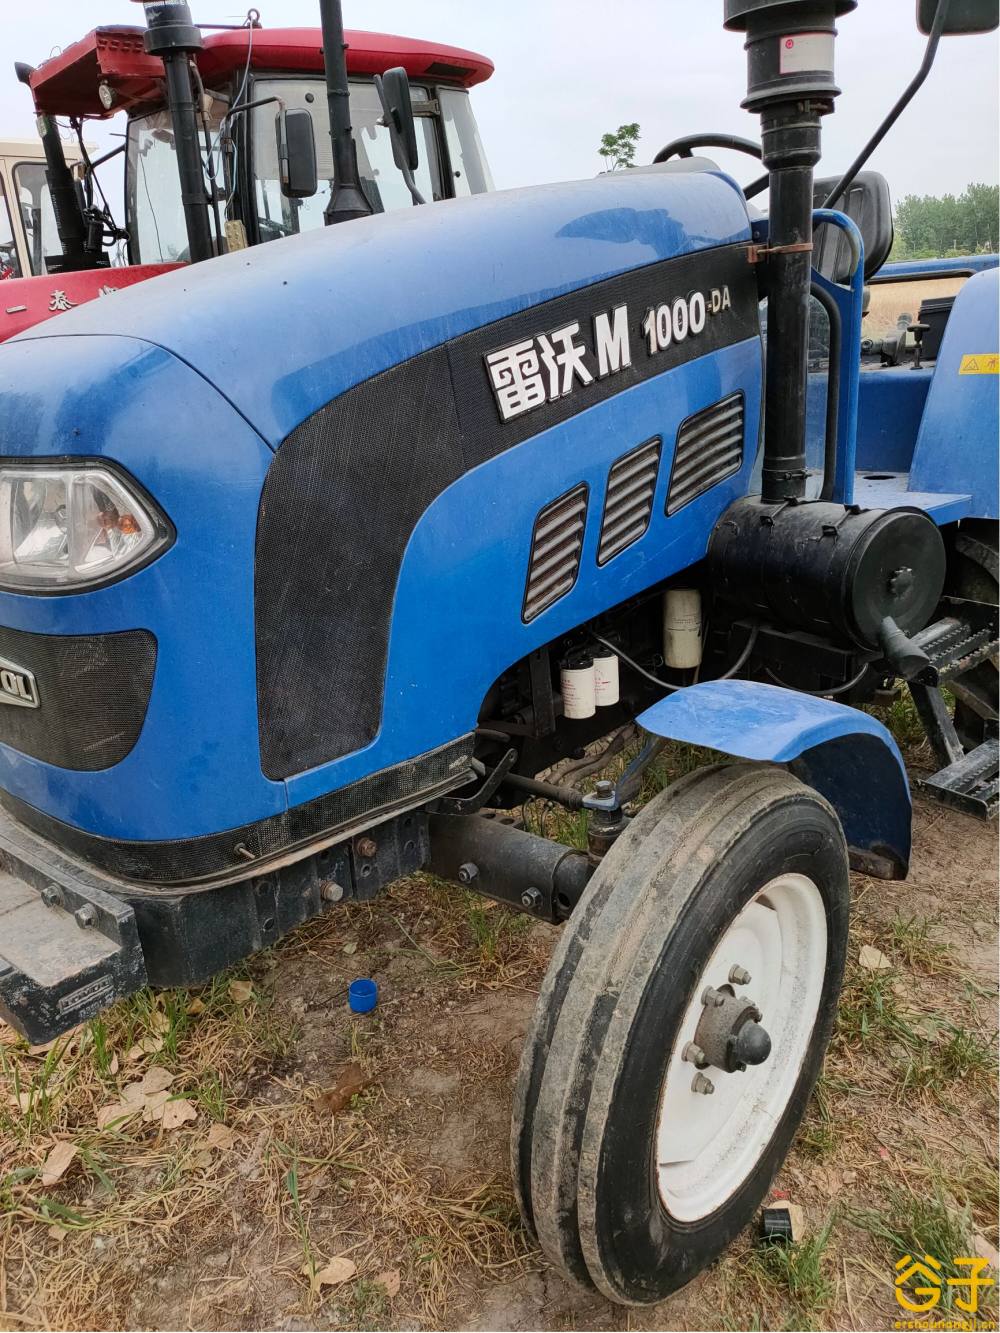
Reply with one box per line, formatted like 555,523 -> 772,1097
318,0 -> 374,224
139,0 -> 214,264
724,1 -> 856,502
14,64 -> 92,271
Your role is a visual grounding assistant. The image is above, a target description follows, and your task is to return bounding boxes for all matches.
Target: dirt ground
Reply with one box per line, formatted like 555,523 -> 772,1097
1,730 -> 997,1332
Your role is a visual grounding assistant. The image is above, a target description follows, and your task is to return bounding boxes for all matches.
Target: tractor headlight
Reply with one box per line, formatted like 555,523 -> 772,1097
0,464 -> 171,592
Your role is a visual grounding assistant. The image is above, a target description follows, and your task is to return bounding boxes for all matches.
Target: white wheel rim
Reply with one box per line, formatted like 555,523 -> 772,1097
655,872 -> 827,1222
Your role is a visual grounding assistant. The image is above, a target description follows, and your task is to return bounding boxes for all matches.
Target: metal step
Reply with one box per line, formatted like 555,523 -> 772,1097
913,597 -> 999,688
917,737 -> 999,820
0,807 -> 147,1045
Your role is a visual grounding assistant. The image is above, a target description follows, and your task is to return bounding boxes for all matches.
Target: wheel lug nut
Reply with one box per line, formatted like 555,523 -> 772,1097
729,965 -> 752,986
691,1072 -> 715,1095
701,986 -> 725,1007
682,1042 -> 705,1066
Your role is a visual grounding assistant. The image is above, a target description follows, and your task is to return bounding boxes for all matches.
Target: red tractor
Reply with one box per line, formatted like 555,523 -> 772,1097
3,3 -> 493,341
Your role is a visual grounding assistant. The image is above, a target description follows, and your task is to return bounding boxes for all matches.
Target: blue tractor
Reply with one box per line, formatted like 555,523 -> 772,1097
0,0 -> 996,1302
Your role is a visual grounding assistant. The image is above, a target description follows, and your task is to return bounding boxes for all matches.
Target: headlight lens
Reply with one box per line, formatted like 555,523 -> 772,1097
0,465 -> 171,591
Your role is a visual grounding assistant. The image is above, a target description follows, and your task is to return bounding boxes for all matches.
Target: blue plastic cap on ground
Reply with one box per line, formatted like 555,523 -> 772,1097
348,978 -> 378,1014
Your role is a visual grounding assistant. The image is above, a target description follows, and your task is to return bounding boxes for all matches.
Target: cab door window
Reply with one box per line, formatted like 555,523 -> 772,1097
12,163 -> 60,276
439,88 -> 494,197
0,178 -> 23,280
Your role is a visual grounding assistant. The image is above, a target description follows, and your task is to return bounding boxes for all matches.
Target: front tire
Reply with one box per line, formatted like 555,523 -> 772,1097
511,764 -> 850,1305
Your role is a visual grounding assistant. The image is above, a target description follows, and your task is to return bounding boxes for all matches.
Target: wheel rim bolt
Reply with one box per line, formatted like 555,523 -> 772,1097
682,1042 -> 705,1065
701,986 -> 725,1007
691,1072 -> 715,1095
729,964 -> 752,985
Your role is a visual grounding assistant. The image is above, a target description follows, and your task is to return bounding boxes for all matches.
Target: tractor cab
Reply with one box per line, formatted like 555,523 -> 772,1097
3,17 -> 494,336
126,41 -> 493,262
0,140 -> 85,282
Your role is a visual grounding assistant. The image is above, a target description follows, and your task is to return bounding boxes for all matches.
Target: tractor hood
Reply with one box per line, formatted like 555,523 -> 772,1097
0,169 -> 762,880
12,170 -> 753,450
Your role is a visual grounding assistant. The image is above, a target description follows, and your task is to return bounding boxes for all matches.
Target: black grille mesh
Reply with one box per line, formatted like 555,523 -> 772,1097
597,438 -> 661,565
522,485 -> 588,622
666,393 -> 745,515
0,628 -> 155,770
255,349 -> 466,780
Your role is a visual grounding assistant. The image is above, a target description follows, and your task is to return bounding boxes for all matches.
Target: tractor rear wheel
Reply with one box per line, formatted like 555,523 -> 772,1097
946,520 -> 998,750
511,764 -> 850,1304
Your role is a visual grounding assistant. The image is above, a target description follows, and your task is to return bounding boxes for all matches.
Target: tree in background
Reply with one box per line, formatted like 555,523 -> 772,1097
892,183 -> 999,259
599,124 -> 641,172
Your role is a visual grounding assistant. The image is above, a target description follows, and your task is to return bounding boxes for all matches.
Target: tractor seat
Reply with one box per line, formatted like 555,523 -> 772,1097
813,170 -> 894,283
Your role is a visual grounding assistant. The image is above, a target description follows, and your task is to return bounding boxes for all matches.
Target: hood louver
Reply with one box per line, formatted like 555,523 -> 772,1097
666,393 -> 745,515
522,483 -> 588,622
597,438 -> 662,566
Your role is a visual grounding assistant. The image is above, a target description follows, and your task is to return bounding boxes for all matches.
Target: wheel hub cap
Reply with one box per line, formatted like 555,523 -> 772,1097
693,984 -> 773,1074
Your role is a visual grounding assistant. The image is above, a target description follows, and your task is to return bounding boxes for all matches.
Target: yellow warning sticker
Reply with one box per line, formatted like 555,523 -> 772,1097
959,353 -> 999,375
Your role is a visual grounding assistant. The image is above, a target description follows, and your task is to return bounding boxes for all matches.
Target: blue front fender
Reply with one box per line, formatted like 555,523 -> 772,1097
637,680 -> 910,879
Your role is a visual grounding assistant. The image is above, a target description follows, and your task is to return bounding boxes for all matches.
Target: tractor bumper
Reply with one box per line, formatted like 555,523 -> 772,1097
0,802 -> 146,1045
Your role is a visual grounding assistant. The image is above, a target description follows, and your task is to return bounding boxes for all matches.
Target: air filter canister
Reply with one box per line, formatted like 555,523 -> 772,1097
708,497 -> 946,649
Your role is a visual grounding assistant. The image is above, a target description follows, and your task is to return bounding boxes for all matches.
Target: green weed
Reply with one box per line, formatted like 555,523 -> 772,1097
742,1215 -> 837,1326
850,1183 -> 983,1313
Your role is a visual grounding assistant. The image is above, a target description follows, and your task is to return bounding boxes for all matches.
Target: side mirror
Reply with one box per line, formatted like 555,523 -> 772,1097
377,66 -> 419,173
276,108 -> 318,199
917,0 -> 998,33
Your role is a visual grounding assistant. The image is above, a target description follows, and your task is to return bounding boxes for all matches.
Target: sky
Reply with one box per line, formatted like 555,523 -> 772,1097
3,0 -> 997,208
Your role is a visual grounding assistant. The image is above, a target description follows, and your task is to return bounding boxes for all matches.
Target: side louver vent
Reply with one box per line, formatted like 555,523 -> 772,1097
666,393 -> 745,515
597,437 -> 662,566
522,483 -> 588,622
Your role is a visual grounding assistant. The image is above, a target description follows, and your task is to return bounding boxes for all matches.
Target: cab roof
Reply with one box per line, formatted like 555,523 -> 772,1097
27,25 -> 494,118
0,138 -> 81,161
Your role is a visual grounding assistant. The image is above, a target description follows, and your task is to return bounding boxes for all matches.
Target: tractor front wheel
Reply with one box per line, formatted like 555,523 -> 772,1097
511,764 -> 850,1305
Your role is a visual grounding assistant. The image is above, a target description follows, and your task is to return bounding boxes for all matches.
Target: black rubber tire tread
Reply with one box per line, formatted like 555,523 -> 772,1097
527,764 -> 779,1283
947,520 -> 998,747
577,767 -> 844,1301
951,521 -> 999,602
524,765 -> 847,1303
510,763 -> 728,1238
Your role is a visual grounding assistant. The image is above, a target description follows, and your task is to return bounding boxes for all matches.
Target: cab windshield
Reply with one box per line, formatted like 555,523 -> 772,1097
127,106 -> 225,264
251,78 -> 491,239
126,78 -> 493,261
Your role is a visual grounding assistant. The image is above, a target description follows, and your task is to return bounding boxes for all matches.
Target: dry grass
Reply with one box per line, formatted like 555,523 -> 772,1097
0,886 -> 545,1331
0,704 -> 996,1330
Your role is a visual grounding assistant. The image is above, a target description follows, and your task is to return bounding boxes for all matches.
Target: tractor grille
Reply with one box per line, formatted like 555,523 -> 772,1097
666,393 -> 745,515
0,627 -> 156,771
522,484 -> 588,622
597,438 -> 662,565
